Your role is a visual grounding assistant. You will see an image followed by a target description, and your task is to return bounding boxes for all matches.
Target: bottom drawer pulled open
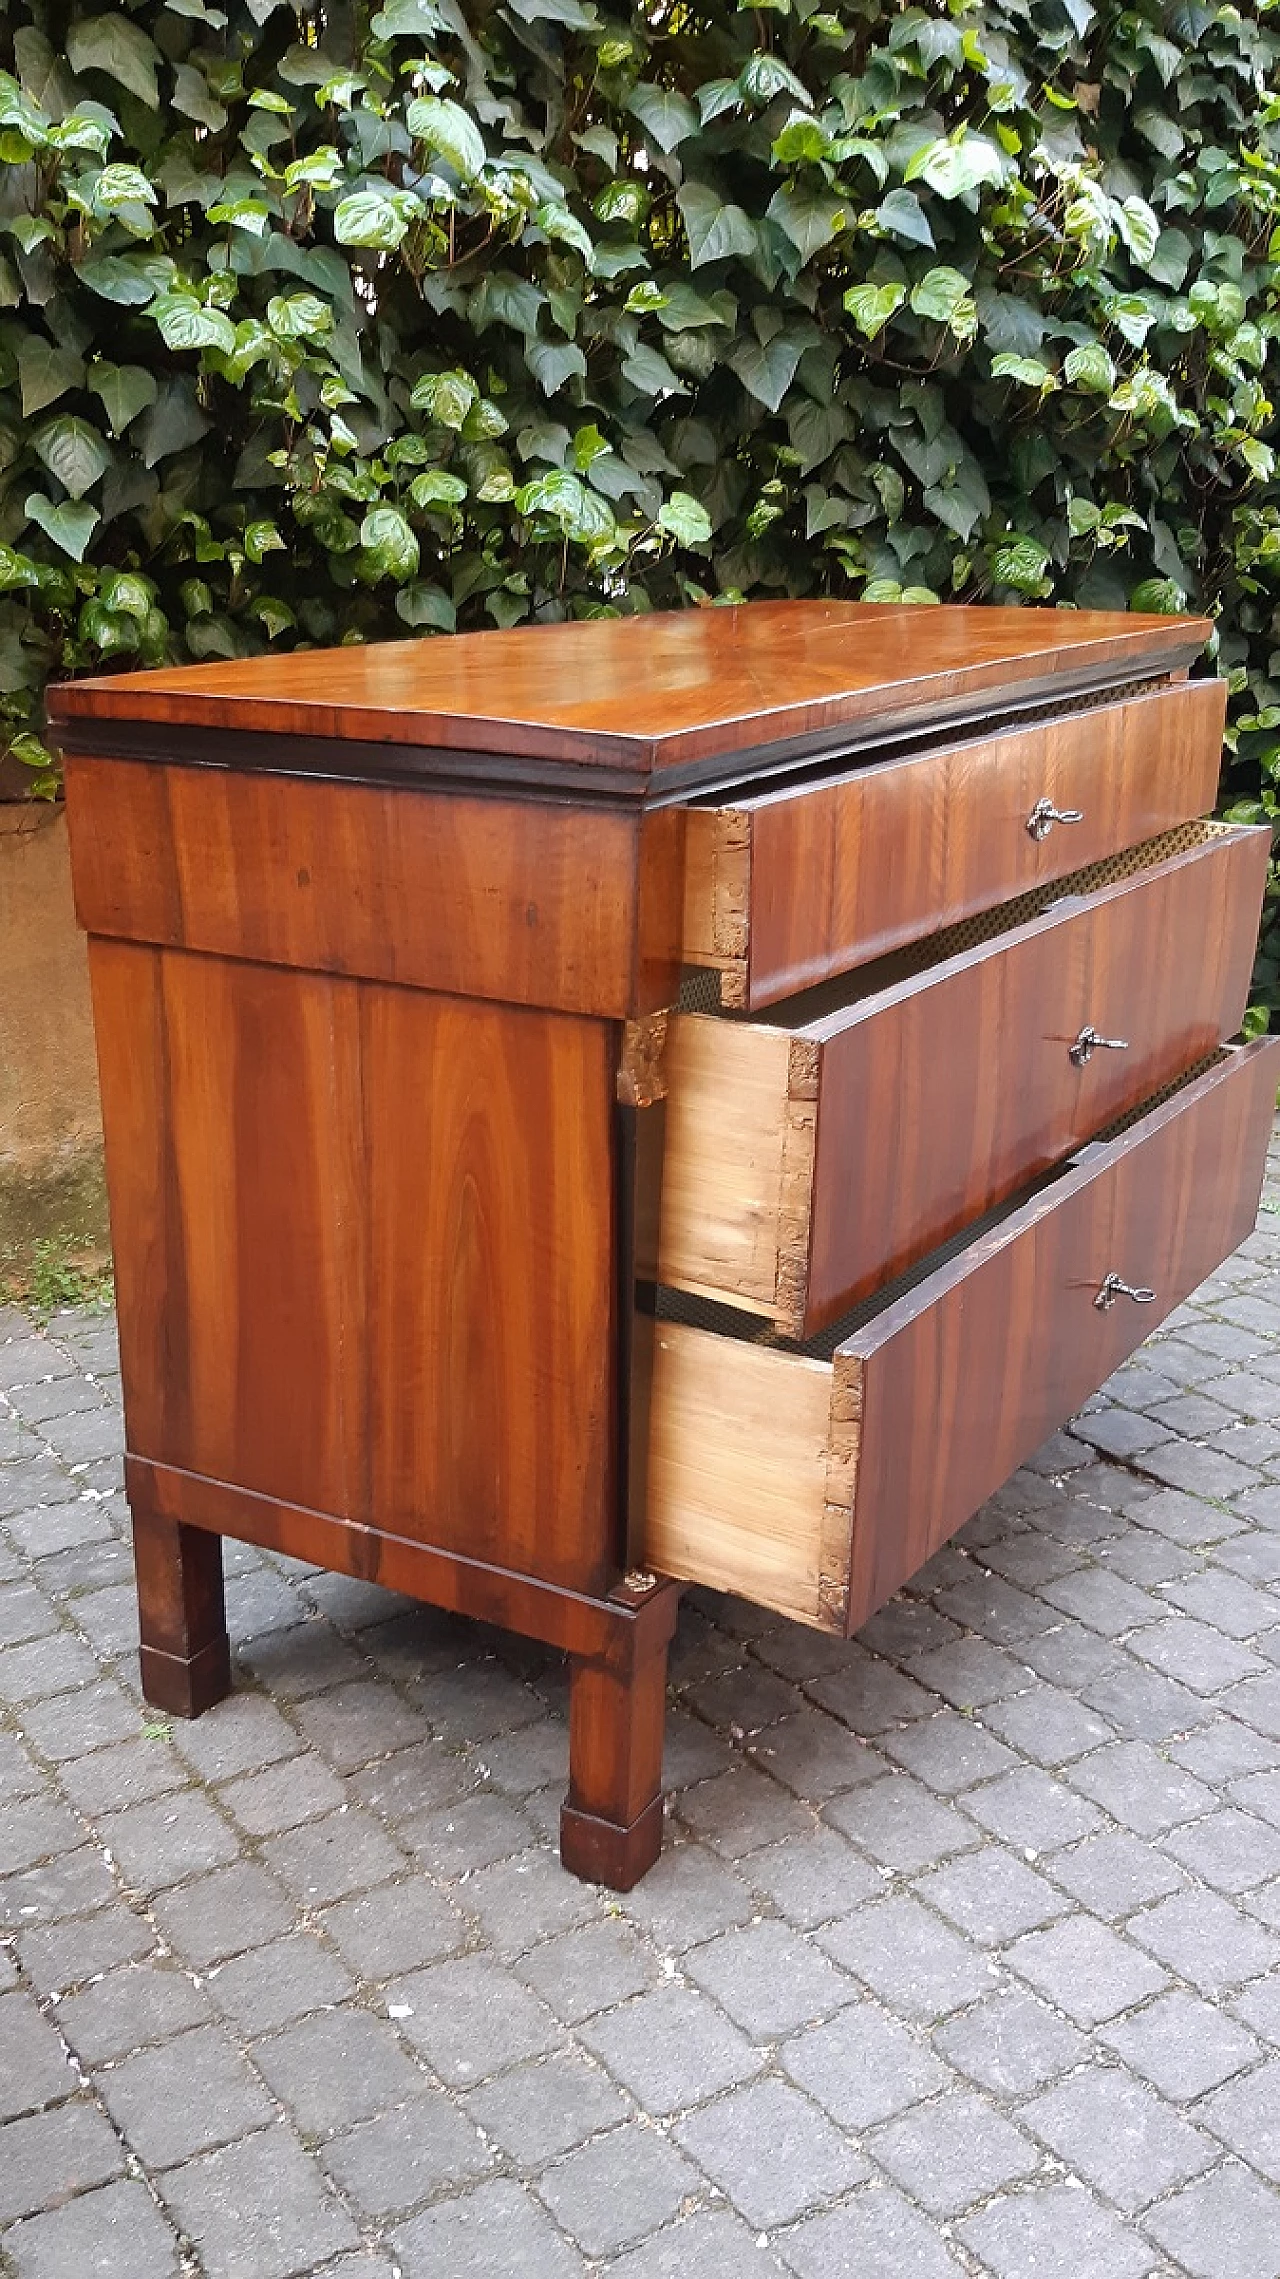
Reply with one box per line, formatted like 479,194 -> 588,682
640,1042 -> 1279,1635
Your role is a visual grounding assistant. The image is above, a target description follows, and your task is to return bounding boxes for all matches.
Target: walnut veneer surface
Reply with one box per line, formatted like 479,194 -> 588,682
51,600 -> 1269,1888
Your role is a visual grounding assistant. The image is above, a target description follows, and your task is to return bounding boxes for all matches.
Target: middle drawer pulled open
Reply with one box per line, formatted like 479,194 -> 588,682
647,819 -> 1268,1339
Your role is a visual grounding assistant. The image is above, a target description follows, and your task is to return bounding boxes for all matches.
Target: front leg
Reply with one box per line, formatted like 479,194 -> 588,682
133,1504 -> 232,1718
560,1579 -> 678,1890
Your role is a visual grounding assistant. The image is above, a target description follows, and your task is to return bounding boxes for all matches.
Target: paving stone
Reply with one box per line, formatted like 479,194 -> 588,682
1041,1566 -> 1163,1637
742,1827 -> 882,1928
1062,1738 -> 1217,1835
152,1861 -> 295,1968
1201,2055 -> 1280,2182
1018,1618 -> 1123,1692
1023,2061 -> 1214,2210
0,1726 -> 43,1800
933,1987 -> 1087,2095
979,1686 -> 1114,1768
98,2020 -> 275,2167
915,1847 -> 1068,1944
957,2180 -> 1157,2276
207,1931 -> 356,2036
252,2005 -> 428,2135
1130,1485 -> 1248,1547
320,2091 -> 493,2215
1139,1439 -> 1263,1500
17,1900 -> 155,1996
290,1679 -> 426,1772
0,1990 -> 78,2119
350,1737 -> 479,1822
97,1790 -> 241,1892
58,1732 -> 190,1816
747,1707 -> 889,1800
261,1808 -> 406,1905
0,1583 -> 58,1647
318,1879 -> 468,1980
673,1765 -> 817,1857
960,1764 -> 1104,1853
536,2121 -> 697,2257
1144,2161 -> 1280,2278
825,1770 -> 980,1873
780,2182 -> 968,2279
1046,1830 -> 1186,1919
818,1893 -> 993,2018
392,2177 -> 585,2279
0,1630 -> 100,1701
160,2126 -> 359,2279
1174,1722 -> 1280,1783
56,1960 -> 211,2066
1219,1671 -> 1280,1740
855,1597 -> 965,1663
1081,1660 -> 1210,1742
408,1658 -> 545,1747
463,2050 -> 632,2166
1006,1915 -> 1167,2025
1102,1989 -> 1261,2100
580,1982 -> 762,2116
0,1843 -> 117,1927
1128,1614 -> 1267,1695
931,1569 -> 1056,1646
388,1955 -> 561,2088
1161,1806 -> 1280,1893
1232,1972 -> 1280,2044
675,2076 -> 866,2228
869,2085 -> 1039,2216
616,1840 -> 754,1953
877,1708 -> 1016,1795
518,1916 -> 657,2024
0,2096 -> 125,2225
18,1678 -> 143,1766
448,1843 -> 594,1961
0,1796 -> 87,1875
607,2207 -> 786,2279
804,1651 -> 935,1735
4,2175 -> 180,2279
1129,1888 -> 1280,1994
218,1750 -> 347,1835
1073,1407 -> 1175,1461
682,1918 -> 852,2039
781,1998 -> 950,2127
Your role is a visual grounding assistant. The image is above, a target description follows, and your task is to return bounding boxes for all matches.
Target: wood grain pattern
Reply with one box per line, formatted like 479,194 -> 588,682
49,600 -> 1205,778
92,941 -> 618,1594
641,1045 -> 1279,1631
684,678 -> 1226,1007
66,755 -> 663,1018
132,1506 -> 230,1717
658,822 -> 1266,1332
843,1039 -> 1280,1628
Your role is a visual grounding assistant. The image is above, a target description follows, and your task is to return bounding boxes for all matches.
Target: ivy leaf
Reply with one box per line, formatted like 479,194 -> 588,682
990,352 -> 1056,390
843,281 -> 906,338
1129,575 -> 1185,613
677,184 -> 759,268
172,61 -> 227,132
739,54 -> 812,108
905,133 -> 1004,199
333,188 -> 419,249
17,337 -> 85,417
151,294 -> 237,354
992,535 -> 1052,595
470,272 -> 546,337
369,0 -> 444,34
766,183 -> 846,260
1116,196 -> 1161,268
787,396 -> 851,473
534,203 -> 593,264
24,493 -> 100,561
411,369 -> 478,427
360,505 -> 420,581
409,471 -> 468,509
910,266 -> 977,338
626,84 -> 699,154
267,292 -> 333,339
91,164 -> 158,215
657,492 -> 712,545
526,338 -> 587,394
874,187 -> 934,248
396,581 -> 456,629
64,17 -> 161,108
621,343 -> 687,396
1063,342 -> 1116,393
405,95 -> 486,179
726,328 -> 806,412
33,415 -> 111,499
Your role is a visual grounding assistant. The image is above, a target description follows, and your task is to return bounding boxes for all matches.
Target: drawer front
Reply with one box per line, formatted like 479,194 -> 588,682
657,823 -> 1268,1335
642,1043 -> 1279,1632
683,677 -> 1226,1010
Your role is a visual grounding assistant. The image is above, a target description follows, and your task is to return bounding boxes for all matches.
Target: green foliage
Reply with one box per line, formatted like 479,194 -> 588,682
1,0 -> 1280,1007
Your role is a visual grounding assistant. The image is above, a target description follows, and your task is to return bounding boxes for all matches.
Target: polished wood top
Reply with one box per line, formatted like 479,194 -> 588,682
49,601 -> 1208,788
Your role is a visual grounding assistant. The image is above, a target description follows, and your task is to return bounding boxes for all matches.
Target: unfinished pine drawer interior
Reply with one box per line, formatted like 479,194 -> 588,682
654,819 -> 1270,1336
642,1044 -> 1279,1634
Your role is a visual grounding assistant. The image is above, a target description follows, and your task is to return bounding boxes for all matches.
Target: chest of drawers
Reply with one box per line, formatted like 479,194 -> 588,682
51,600 -> 1278,1889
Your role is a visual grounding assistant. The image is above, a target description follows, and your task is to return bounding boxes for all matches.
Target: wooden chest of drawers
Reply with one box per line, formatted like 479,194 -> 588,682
50,601 -> 1278,1889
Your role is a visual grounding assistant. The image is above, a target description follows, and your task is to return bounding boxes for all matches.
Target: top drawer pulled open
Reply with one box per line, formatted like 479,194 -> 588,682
681,677 -> 1226,1010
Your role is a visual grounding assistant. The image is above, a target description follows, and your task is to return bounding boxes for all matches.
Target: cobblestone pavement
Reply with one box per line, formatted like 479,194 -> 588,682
7,1148 -> 1280,2276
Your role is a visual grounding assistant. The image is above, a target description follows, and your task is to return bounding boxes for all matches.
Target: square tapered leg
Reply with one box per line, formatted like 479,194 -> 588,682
133,1505 -> 231,1717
